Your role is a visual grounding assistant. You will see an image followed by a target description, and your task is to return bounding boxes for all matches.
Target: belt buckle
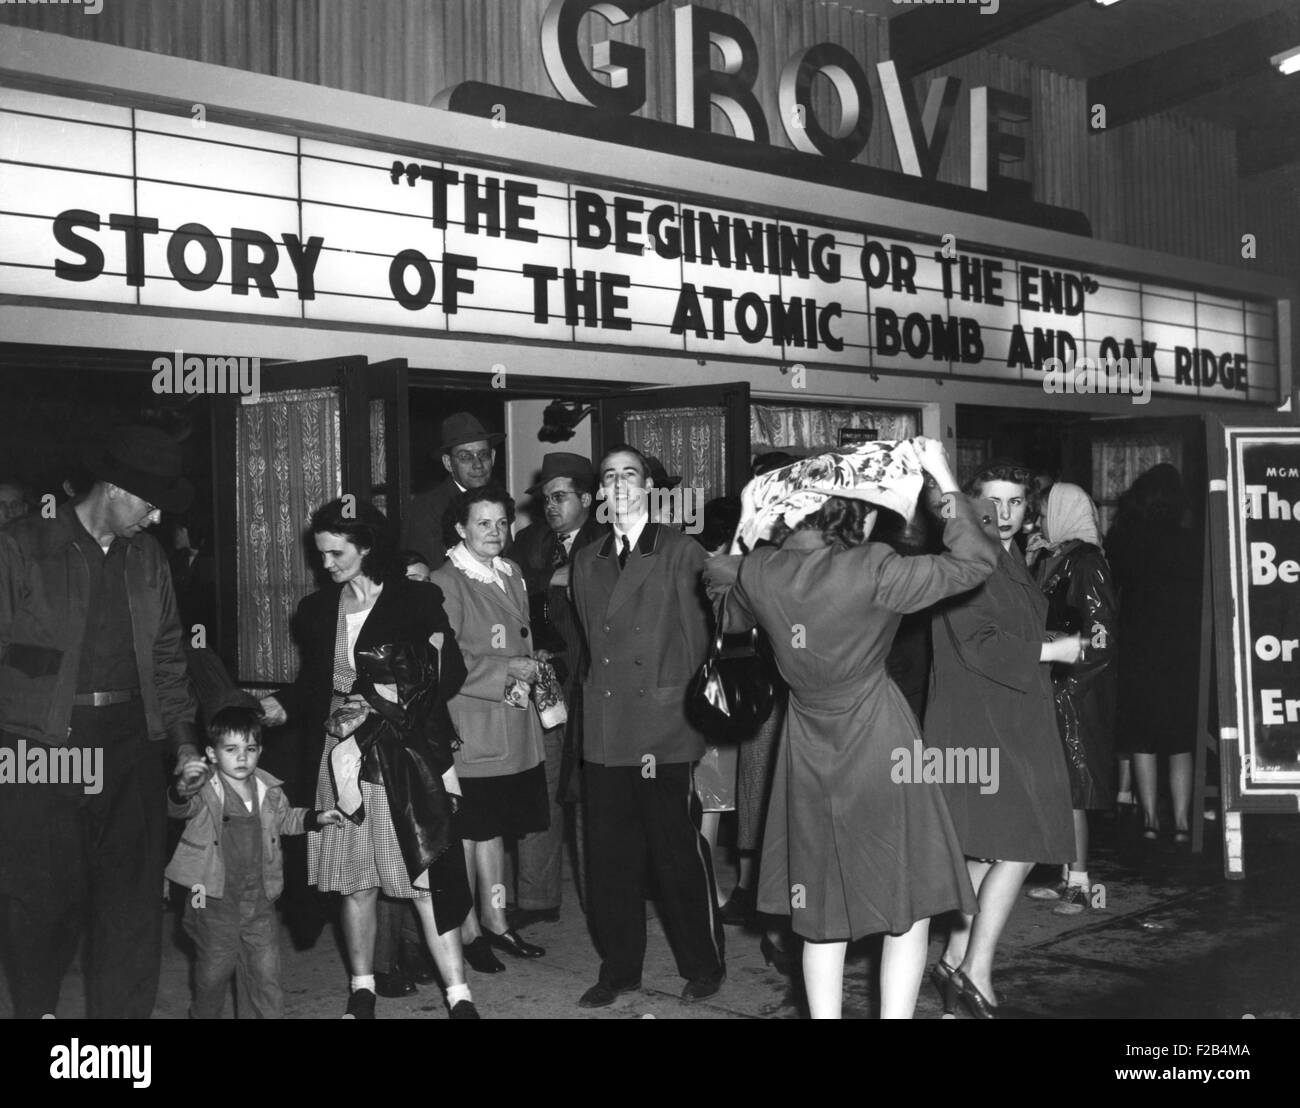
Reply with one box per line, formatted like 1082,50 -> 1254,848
93,690 -> 111,707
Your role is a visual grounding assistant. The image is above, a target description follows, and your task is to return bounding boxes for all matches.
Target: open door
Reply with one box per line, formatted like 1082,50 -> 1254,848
212,356 -> 409,684
595,382 -> 751,499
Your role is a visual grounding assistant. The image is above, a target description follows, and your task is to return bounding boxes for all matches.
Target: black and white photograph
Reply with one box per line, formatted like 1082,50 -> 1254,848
0,0 -> 1296,1063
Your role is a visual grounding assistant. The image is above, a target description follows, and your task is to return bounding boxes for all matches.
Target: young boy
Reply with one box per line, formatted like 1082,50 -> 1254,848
167,705 -> 342,1018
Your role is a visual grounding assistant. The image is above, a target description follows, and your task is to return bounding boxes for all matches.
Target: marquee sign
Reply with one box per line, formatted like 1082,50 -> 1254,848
0,85 -> 1280,403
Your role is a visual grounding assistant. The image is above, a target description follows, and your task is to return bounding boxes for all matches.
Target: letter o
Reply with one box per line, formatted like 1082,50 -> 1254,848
778,43 -> 872,161
1255,635 -> 1280,661
166,223 -> 223,291
388,249 -> 437,310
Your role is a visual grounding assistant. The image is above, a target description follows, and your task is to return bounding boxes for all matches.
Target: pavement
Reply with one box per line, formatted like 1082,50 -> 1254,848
4,809 -> 1299,1020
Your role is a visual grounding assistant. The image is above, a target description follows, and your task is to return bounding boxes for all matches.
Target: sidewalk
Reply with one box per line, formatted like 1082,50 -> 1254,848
5,811 -> 1298,1019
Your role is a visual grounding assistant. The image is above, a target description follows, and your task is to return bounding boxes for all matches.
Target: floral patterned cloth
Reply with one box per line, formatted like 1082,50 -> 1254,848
733,440 -> 926,552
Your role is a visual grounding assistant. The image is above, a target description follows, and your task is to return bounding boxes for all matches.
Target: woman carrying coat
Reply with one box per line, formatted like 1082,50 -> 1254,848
926,462 -> 1081,1019
264,497 -> 478,1019
1026,483 -> 1118,913
705,439 -> 999,1019
430,485 -> 549,973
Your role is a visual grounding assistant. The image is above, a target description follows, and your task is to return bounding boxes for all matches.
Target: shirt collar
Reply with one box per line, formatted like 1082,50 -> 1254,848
613,514 -> 648,552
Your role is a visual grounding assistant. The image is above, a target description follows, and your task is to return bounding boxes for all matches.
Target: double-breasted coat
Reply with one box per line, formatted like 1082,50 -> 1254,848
926,542 -> 1075,864
571,522 -> 711,766
721,497 -> 997,941
428,557 -> 545,780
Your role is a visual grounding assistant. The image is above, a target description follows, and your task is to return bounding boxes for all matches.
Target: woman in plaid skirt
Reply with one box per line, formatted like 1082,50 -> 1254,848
266,498 -> 480,1018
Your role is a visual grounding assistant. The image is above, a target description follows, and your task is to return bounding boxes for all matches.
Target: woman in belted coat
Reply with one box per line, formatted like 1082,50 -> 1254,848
705,439 -> 999,1019
430,485 -> 549,973
926,463 -> 1082,1019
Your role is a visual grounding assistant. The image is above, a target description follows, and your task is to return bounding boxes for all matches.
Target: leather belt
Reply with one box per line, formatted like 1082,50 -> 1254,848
71,688 -> 141,707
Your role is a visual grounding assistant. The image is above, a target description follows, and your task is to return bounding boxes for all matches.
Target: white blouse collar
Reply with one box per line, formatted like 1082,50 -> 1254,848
448,541 -> 514,592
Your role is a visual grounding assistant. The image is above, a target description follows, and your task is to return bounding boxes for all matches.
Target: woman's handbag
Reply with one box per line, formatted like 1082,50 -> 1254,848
687,619 -> 776,739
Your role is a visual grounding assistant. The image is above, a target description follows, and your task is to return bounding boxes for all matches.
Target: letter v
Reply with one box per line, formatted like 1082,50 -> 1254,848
877,60 -> 960,179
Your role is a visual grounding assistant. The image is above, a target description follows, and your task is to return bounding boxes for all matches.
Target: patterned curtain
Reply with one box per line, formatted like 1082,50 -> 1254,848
623,405 -> 727,501
236,388 -> 341,683
751,404 -> 918,456
1092,436 -> 1182,536
369,397 -> 387,516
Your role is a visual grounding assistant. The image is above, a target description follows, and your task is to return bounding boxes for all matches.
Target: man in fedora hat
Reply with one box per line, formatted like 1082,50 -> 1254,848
510,452 -> 608,925
0,424 -> 203,1018
402,411 -> 506,569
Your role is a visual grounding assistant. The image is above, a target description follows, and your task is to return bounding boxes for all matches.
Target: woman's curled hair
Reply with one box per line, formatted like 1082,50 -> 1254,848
770,496 -> 875,549
309,497 -> 395,583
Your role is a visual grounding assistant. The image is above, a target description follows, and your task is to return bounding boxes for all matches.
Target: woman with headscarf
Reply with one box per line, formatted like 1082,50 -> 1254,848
1025,484 -> 1118,914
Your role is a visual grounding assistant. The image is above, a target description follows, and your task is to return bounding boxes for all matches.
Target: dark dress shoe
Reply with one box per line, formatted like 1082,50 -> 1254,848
681,970 -> 725,1002
401,944 -> 439,985
463,936 -> 506,973
577,980 -> 641,1008
343,988 -> 376,1019
718,886 -> 755,926
374,969 -> 416,998
760,934 -> 796,977
508,906 -> 561,928
485,927 -> 546,958
449,999 -> 481,1019
952,970 -> 998,1019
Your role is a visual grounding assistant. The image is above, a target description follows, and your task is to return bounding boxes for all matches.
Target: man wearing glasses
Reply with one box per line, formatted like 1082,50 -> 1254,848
403,412 -> 507,569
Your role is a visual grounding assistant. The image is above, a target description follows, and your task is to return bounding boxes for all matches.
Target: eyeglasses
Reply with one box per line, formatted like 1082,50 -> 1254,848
451,449 -> 494,466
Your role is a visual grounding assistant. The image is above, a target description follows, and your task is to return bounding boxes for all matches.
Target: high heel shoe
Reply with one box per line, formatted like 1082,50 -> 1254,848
929,960 -> 958,1014
951,970 -> 998,1019
760,933 -> 796,976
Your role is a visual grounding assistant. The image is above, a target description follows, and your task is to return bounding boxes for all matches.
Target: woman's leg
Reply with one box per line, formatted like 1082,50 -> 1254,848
340,887 -> 379,975
411,896 -> 467,989
736,852 -> 756,891
1170,752 -> 1193,834
477,838 -> 509,934
802,940 -> 847,1019
956,860 -> 1034,1004
879,918 -> 929,1019
1070,809 -> 1090,873
942,858 -> 991,970
1117,757 -> 1133,802
1134,752 -> 1159,831
459,840 -> 481,943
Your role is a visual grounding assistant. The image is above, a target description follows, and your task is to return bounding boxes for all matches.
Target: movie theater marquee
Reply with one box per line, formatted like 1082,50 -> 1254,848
0,85 -> 1280,404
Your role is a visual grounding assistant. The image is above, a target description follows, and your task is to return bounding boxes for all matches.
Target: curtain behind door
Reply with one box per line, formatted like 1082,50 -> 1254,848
236,388 -> 341,683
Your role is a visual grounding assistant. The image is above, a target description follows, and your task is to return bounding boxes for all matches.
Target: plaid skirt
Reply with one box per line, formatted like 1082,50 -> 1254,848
309,728 -> 422,899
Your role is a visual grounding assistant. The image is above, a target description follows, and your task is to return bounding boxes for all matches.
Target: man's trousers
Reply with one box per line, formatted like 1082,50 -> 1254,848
0,703 -> 165,1018
584,761 -> 723,987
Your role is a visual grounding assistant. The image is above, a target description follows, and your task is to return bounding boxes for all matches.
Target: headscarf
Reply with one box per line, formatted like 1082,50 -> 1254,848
1027,482 -> 1101,565
733,439 -> 925,552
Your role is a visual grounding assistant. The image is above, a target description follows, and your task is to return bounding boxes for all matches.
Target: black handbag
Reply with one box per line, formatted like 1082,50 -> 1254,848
687,620 -> 776,739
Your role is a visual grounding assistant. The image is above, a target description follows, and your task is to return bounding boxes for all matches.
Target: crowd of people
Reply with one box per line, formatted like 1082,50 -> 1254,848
0,416 -> 1201,1019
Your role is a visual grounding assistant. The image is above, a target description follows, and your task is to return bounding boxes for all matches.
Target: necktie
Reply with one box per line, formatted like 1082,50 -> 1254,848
552,533 -> 568,568
618,534 -> 631,569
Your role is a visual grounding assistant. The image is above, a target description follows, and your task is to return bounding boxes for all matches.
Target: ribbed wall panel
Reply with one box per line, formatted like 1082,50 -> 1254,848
1,0 -> 1295,283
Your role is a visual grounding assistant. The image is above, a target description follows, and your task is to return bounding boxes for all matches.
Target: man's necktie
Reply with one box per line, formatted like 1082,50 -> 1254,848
552,533 -> 568,569
618,534 -> 631,569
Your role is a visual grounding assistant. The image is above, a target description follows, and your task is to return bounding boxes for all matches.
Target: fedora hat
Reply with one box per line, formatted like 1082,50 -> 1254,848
526,452 -> 596,496
84,425 -> 194,513
437,412 -> 505,454
645,455 -> 682,490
